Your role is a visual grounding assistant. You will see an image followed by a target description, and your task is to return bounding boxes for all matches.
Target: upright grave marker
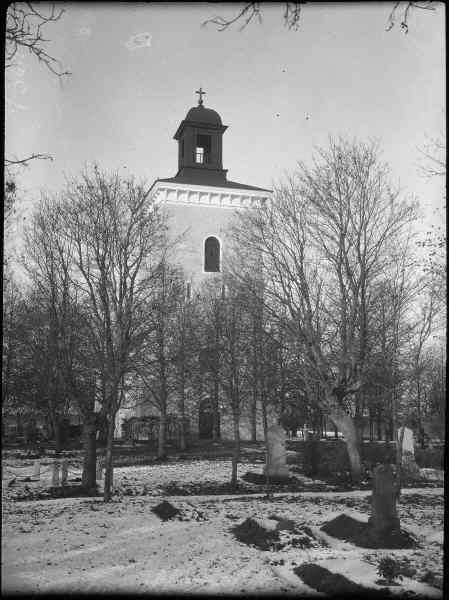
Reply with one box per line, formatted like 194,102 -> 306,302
264,424 -> 289,479
61,460 -> 68,486
52,461 -> 60,486
369,463 -> 400,536
397,426 -> 419,478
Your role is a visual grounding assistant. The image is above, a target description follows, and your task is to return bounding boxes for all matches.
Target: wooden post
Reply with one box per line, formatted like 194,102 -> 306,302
52,461 -> 60,486
61,460 -> 68,486
33,460 -> 41,479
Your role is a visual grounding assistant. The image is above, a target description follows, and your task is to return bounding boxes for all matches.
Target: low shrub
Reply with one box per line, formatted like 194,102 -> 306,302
415,446 -> 444,469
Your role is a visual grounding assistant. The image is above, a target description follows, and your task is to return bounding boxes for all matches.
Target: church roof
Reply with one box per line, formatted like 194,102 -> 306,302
152,176 -> 271,194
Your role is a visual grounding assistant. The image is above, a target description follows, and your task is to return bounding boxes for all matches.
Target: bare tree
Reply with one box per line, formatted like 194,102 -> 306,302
131,261 -> 186,459
405,275 -> 442,444
56,165 -> 167,501
200,278 -> 253,487
416,134 -> 446,290
199,281 -> 226,442
232,138 -> 417,482
2,278 -> 26,417
418,135 -> 446,179
22,197 -> 76,451
171,286 -> 202,451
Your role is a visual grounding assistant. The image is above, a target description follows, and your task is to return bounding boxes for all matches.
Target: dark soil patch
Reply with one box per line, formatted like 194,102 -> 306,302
295,563 -> 391,598
232,517 -> 324,551
14,484 -> 99,502
151,500 -> 181,521
242,471 -> 298,486
14,452 -> 43,460
231,517 -> 280,550
321,514 -> 418,549
398,493 -> 443,507
161,481 -> 258,496
335,496 -> 372,513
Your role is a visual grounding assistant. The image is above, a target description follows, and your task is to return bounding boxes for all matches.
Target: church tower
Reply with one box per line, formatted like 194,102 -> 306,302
149,89 -> 271,287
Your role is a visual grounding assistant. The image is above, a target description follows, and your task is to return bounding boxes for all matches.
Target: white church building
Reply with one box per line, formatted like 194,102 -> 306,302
116,90 -> 272,442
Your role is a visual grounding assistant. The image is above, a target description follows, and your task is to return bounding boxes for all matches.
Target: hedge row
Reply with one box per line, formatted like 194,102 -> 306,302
287,440 -> 444,479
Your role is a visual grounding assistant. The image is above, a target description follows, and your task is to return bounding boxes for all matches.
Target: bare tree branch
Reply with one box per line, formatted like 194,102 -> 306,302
5,153 -> 54,168
386,1 -> 436,33
6,2 -> 71,76
202,1 -> 435,34
417,135 -> 446,178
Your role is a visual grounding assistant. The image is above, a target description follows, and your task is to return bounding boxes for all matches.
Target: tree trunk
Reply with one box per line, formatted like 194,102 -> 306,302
178,381 -> 187,452
330,411 -> 362,483
395,423 -> 406,500
231,407 -> 240,488
158,411 -> 167,459
376,408 -> 382,440
354,414 -> 364,456
103,415 -> 115,502
179,415 -> 186,452
250,388 -> 257,442
82,417 -> 97,495
54,419 -> 62,453
369,409 -> 374,441
212,375 -> 220,441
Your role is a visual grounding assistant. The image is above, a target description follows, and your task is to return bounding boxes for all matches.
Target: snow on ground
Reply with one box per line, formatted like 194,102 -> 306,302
1,458 -> 444,596
2,456 -> 333,500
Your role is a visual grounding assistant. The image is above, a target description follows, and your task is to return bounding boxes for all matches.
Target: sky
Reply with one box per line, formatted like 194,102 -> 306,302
5,2 -> 446,257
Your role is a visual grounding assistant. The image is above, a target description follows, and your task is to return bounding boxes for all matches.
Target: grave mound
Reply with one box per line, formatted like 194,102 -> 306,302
231,517 -> 280,550
232,517 -> 323,551
321,514 -> 418,549
151,500 -> 181,521
294,563 -> 392,598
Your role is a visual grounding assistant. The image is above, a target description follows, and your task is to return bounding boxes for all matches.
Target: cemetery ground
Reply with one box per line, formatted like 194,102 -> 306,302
1,442 -> 444,597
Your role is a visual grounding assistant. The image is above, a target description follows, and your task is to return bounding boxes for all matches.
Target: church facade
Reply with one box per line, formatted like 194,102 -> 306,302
116,92 -> 272,442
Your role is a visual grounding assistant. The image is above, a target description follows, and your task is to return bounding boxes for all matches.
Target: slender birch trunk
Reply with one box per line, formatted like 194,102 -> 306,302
103,414 -> 116,502
158,410 -> 167,459
231,404 -> 241,488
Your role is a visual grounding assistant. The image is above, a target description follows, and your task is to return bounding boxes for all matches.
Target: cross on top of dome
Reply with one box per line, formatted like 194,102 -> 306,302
195,87 -> 206,106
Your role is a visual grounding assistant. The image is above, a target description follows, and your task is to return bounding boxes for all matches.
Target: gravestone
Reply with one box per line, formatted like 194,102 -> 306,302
397,426 -> 419,477
397,426 -> 414,454
369,463 -> 400,536
96,457 -> 104,481
51,461 -> 60,486
264,424 -> 289,478
61,460 -> 68,486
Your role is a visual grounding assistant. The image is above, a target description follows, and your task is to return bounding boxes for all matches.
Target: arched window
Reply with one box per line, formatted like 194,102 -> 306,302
204,236 -> 220,272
